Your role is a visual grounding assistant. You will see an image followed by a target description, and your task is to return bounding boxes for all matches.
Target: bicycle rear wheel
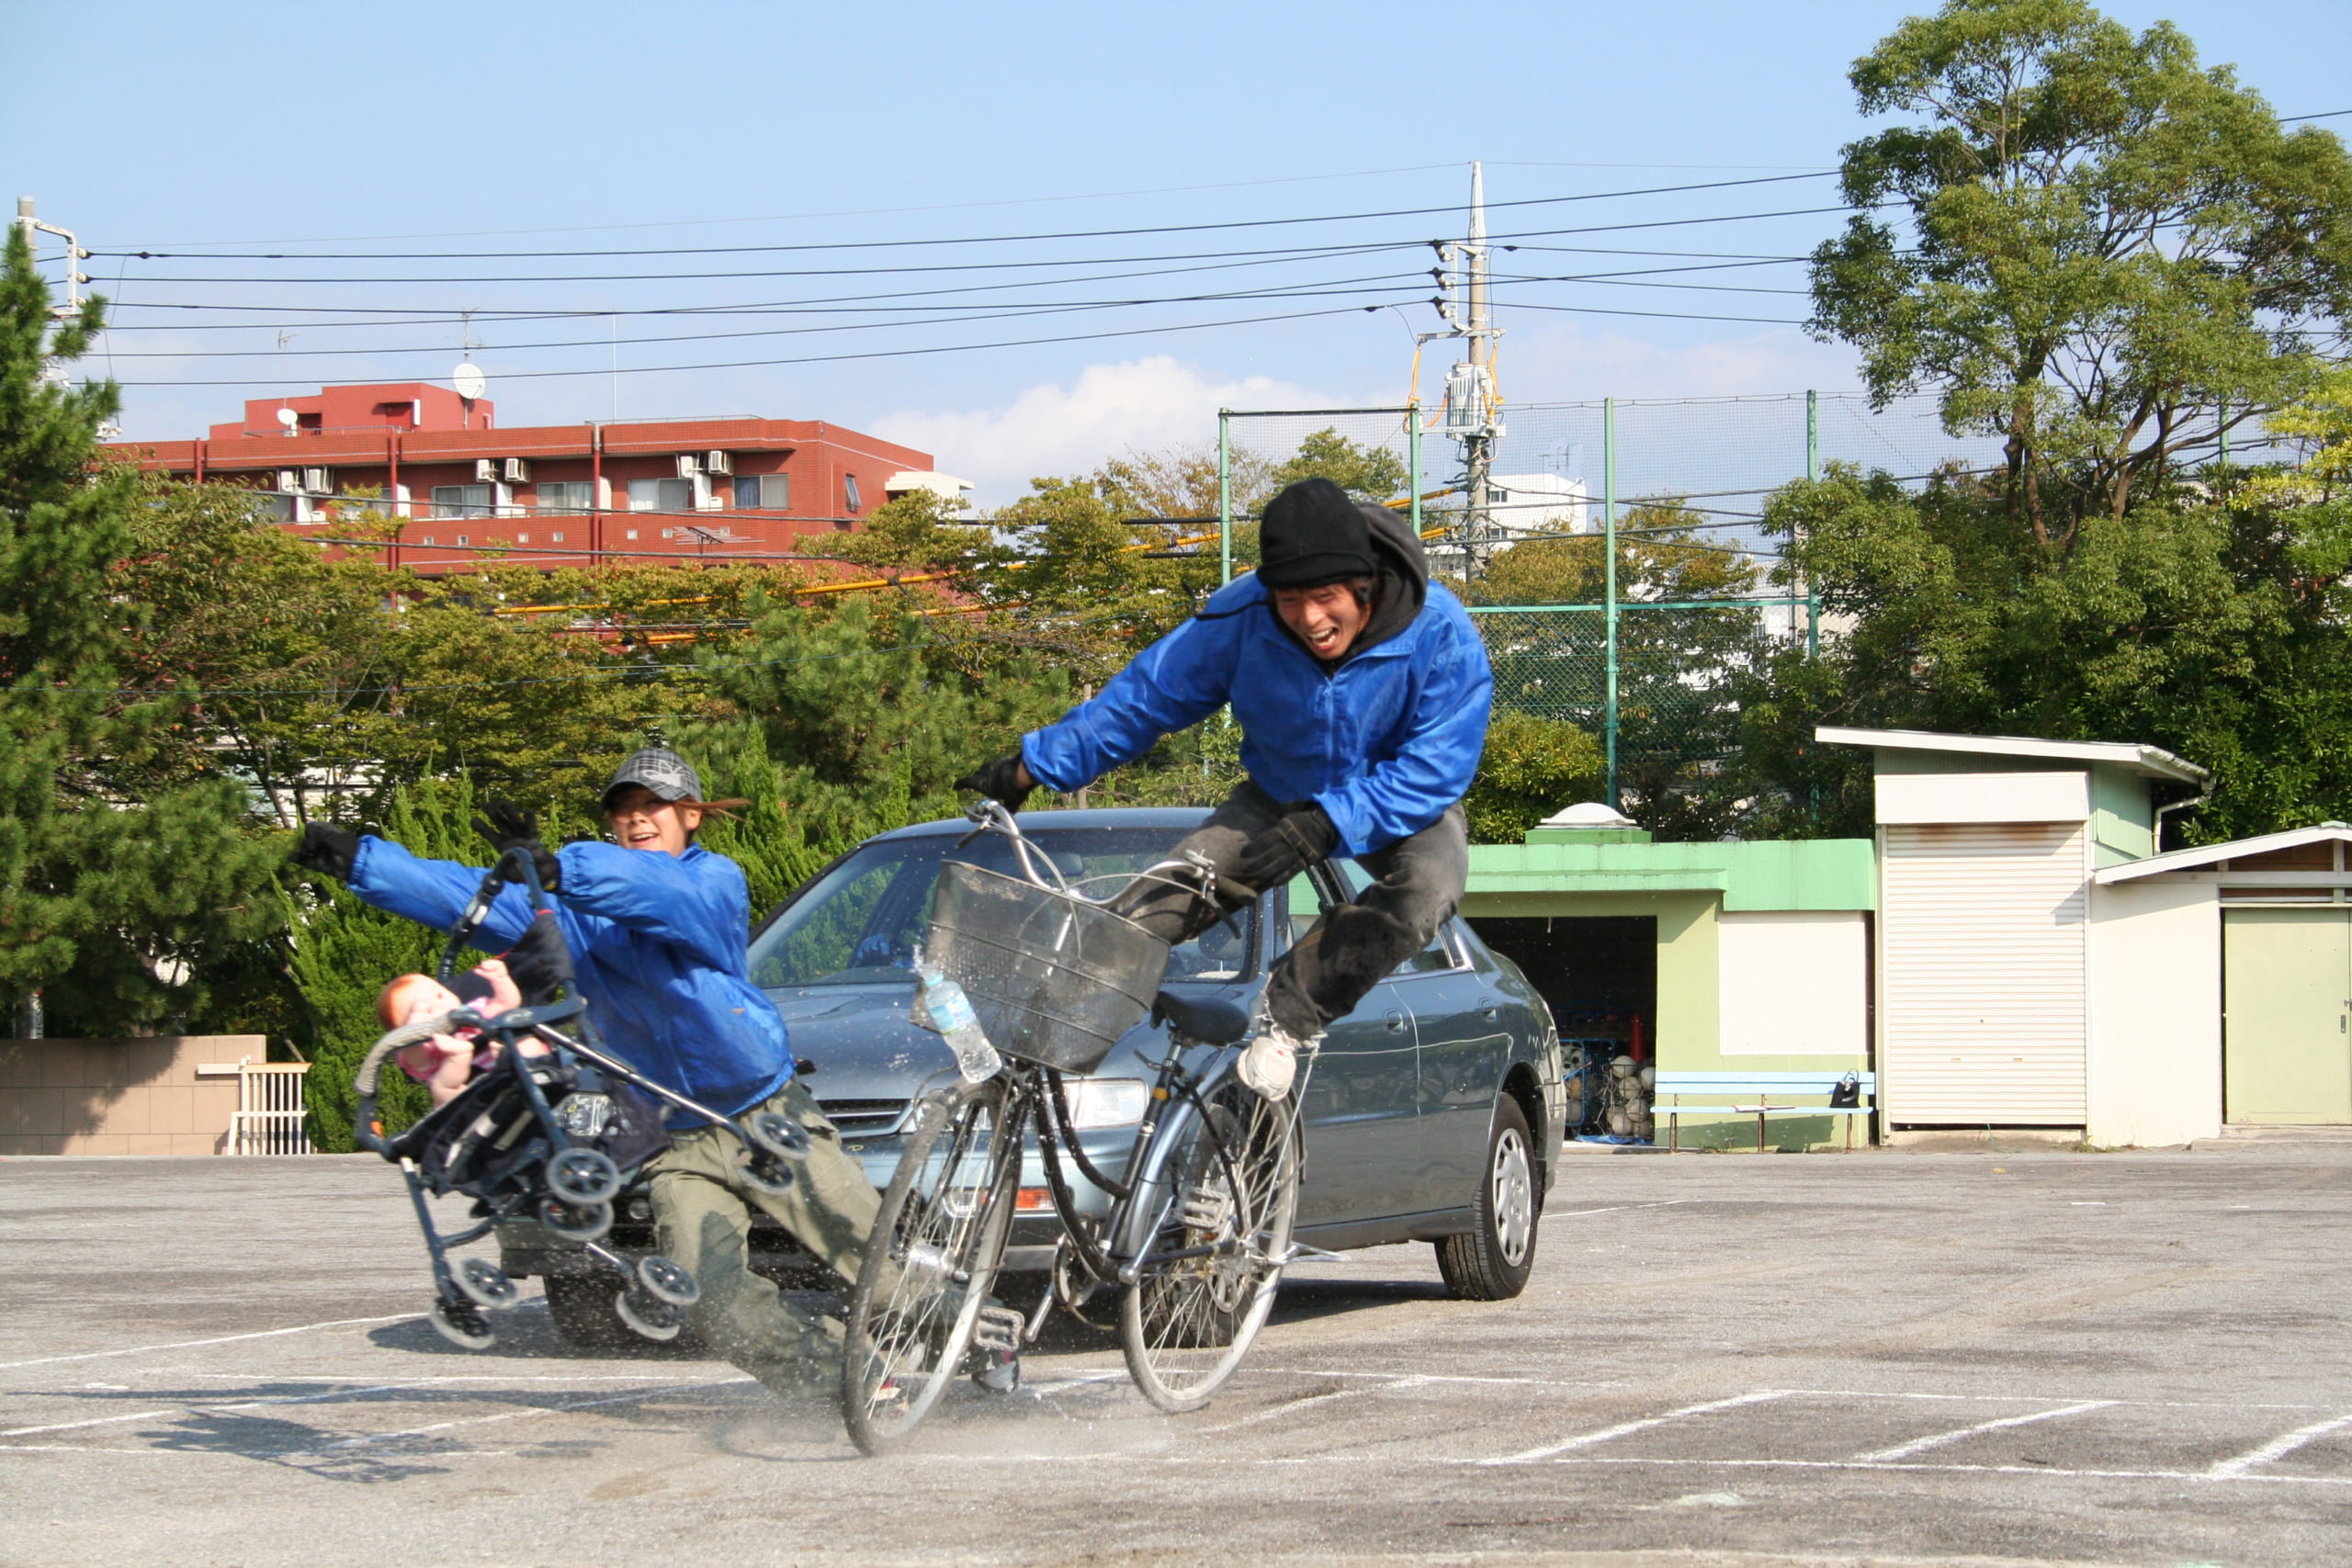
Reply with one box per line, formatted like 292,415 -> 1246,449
1118,1077 -> 1300,1413
842,1077 -> 1023,1456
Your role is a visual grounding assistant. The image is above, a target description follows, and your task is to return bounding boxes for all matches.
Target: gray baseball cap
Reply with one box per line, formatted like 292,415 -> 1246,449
601,747 -> 703,810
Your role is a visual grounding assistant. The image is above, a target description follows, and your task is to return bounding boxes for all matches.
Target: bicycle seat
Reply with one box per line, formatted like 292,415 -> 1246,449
1150,991 -> 1250,1046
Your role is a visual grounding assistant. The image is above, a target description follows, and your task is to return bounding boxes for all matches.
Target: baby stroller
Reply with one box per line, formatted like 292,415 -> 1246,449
355,847 -> 810,1349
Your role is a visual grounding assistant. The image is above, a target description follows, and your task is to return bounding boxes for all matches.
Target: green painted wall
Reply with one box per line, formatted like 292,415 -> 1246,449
1466,839 -> 1874,910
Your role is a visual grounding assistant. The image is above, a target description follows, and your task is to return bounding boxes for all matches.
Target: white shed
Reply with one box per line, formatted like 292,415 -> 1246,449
1819,728 -> 2211,1141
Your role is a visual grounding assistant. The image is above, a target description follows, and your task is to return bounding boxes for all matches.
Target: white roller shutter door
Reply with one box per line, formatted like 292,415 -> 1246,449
1883,821 -> 2089,1123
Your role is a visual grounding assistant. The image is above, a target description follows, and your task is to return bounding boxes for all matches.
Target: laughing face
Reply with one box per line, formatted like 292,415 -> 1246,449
1272,581 -> 1372,663
605,784 -> 706,855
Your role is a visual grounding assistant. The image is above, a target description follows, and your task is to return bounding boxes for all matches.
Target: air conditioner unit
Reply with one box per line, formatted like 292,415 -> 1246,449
704,450 -> 732,476
674,453 -> 702,479
302,468 -> 330,494
277,470 -> 300,493
475,458 -> 499,484
503,457 -> 532,483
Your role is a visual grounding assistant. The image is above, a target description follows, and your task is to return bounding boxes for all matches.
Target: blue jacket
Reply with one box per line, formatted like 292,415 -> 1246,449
347,837 -> 791,1122
1022,544 -> 1493,856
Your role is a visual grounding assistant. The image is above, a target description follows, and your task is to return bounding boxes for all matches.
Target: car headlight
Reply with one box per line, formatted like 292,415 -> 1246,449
1061,1077 -> 1149,1130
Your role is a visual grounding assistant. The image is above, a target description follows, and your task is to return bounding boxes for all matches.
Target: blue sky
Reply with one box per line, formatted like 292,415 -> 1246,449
7,0 -> 2343,499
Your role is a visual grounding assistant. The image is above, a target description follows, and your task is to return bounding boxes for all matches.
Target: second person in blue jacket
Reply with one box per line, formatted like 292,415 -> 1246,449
956,477 -> 1494,1101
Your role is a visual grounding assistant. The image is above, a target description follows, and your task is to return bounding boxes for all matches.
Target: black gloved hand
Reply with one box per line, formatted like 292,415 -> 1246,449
501,911 -> 574,1008
474,800 -> 562,894
1228,805 -> 1340,896
288,821 -> 361,882
955,754 -> 1035,814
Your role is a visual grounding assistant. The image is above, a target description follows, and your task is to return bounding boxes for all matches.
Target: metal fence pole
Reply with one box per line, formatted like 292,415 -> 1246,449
1217,409 -> 1233,586
1805,389 -> 1820,653
1603,396 -> 1619,811
1408,402 -> 1422,539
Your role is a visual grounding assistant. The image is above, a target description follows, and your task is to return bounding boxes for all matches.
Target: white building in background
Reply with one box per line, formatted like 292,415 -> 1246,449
884,469 -> 978,517
1486,473 -> 1591,540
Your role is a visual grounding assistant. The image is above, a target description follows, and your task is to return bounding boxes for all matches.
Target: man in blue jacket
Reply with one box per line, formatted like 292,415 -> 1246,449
957,477 -> 1493,1101
290,749 -> 892,1404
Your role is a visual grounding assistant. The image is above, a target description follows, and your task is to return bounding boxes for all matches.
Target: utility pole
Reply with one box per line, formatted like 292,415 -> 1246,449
1424,164 -> 1504,581
16,198 -> 89,316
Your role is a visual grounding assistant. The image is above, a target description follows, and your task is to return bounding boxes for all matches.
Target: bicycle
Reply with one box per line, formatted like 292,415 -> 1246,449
840,801 -> 1312,1455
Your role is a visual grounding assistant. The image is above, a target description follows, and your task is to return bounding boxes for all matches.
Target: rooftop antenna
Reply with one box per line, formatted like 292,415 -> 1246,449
453,309 -> 486,424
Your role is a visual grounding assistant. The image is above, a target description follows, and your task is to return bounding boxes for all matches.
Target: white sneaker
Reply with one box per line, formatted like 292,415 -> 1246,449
1237,1024 -> 1307,1101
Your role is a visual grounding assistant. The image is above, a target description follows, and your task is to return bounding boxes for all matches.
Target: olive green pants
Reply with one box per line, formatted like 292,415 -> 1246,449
645,1080 -> 882,1400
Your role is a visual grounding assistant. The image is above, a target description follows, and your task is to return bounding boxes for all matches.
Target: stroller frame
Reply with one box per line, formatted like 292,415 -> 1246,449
354,846 -> 809,1349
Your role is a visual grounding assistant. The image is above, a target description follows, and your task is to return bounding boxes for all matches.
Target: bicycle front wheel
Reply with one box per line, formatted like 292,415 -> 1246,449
1118,1077 -> 1300,1413
842,1077 -> 1023,1456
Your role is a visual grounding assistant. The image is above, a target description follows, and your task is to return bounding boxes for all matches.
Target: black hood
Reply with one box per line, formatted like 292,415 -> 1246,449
1267,499 -> 1429,666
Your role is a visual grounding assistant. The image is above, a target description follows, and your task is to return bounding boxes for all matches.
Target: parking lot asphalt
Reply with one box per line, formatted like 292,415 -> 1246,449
6,1140 -> 2352,1568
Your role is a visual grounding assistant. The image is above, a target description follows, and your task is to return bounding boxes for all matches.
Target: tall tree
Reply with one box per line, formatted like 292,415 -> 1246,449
0,226 -> 280,1036
1810,0 -> 2352,543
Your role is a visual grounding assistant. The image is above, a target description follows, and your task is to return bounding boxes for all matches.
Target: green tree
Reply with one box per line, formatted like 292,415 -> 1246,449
1464,710 -> 1606,843
1268,427 -> 1411,502
0,226 -> 280,1036
1811,0 -> 2352,542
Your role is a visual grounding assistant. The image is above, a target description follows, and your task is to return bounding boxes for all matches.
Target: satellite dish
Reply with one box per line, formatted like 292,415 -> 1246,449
452,361 -> 486,400
276,406 -> 299,428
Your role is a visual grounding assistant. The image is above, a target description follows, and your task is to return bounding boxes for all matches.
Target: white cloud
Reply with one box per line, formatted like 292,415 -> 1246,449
870,355 -> 1333,504
1502,322 -> 1860,400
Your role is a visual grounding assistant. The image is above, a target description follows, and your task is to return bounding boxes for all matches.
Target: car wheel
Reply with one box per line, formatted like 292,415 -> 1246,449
544,1272 -> 637,1349
1434,1096 -> 1538,1301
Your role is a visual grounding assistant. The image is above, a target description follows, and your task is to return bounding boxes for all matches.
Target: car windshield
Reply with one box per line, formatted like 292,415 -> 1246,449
748,824 -> 1254,989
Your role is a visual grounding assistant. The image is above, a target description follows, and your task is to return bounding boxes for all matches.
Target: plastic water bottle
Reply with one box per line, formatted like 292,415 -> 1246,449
915,962 -> 1001,1082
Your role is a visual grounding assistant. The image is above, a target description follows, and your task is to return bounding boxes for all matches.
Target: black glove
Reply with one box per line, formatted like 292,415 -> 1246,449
501,911 -> 574,1007
474,800 -> 562,894
1228,805 -> 1340,896
289,821 -> 361,882
955,754 -> 1034,814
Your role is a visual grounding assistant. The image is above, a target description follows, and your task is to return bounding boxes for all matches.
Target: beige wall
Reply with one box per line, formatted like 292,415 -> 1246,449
0,1035 -> 262,1156
2087,882 -> 2222,1146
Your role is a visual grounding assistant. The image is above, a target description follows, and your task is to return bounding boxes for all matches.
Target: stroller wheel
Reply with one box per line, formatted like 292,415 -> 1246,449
740,1157 -> 797,1197
537,1195 -> 614,1242
546,1147 -> 622,1206
429,1296 -> 497,1350
743,1111 -> 811,1161
455,1257 -> 519,1309
616,1289 -> 683,1342
637,1255 -> 701,1308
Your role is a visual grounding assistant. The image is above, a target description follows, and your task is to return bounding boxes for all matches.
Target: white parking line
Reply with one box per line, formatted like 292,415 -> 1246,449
0,1315 -> 417,1371
1852,1400 -> 2115,1462
1548,1200 -> 1695,1220
324,1376 -> 756,1449
1481,1389 -> 1793,1465
1544,1454 -> 2352,1489
2209,1412 -> 2352,1479
1,1410 -> 181,1438
1196,1375 -> 1432,1433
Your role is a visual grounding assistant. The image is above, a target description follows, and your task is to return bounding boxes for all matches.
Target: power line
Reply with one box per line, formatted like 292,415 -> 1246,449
96,172 -> 1838,264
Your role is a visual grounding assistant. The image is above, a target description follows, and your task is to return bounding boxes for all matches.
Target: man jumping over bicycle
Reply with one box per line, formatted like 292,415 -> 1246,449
957,475 -> 1494,1101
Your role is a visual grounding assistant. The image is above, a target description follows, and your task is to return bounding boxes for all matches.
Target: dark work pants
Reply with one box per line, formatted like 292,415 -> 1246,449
1112,779 -> 1470,1040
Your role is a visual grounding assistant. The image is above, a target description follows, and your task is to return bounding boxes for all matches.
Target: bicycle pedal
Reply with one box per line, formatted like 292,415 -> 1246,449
969,1304 -> 1024,1354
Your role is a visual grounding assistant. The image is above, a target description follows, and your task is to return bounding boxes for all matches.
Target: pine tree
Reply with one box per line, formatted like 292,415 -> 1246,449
0,223 -> 280,1037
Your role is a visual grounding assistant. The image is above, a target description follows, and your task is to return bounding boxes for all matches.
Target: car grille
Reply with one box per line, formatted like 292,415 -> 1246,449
819,1098 -> 913,1137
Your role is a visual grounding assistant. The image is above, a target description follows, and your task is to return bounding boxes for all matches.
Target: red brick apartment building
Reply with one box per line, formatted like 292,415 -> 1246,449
105,382 -> 965,572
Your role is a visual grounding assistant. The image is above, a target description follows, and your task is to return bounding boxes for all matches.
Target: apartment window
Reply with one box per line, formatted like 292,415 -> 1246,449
625,528 -> 639,540
538,479 -> 594,513
420,536 -> 436,546
843,474 -> 863,513
456,534 -> 470,547
735,473 -> 789,510
628,477 -> 692,513
516,532 -> 531,544
430,483 -> 492,518
550,531 -> 565,543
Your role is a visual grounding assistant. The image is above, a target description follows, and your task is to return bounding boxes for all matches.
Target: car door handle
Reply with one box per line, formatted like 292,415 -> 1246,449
1384,1010 -> 1408,1033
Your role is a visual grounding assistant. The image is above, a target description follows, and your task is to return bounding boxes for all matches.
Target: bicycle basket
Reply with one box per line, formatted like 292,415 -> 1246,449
926,861 -> 1170,1073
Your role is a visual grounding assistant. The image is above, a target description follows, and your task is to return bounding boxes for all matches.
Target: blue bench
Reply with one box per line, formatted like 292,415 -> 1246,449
1650,1071 -> 1876,1153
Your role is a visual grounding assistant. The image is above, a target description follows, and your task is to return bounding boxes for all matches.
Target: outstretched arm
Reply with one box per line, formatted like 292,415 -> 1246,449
1022,611 -> 1238,794
551,841 -> 753,973
345,837 -> 540,951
